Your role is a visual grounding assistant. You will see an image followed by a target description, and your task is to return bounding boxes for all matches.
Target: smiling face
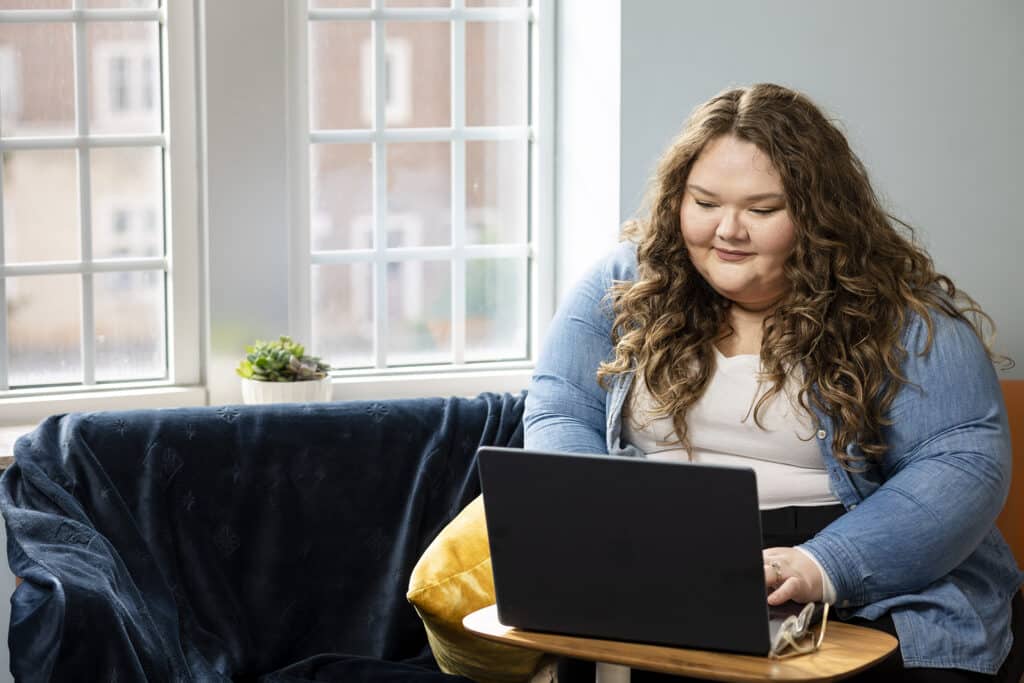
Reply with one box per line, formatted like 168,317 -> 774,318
680,135 -> 797,313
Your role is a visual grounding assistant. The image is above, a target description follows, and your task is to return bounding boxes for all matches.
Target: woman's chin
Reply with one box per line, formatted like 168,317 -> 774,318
709,287 -> 786,313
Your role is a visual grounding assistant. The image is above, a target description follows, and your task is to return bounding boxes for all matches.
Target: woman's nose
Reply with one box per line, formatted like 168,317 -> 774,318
715,210 -> 747,241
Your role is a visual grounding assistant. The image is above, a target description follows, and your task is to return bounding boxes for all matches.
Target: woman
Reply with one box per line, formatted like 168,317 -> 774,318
525,83 -> 1024,681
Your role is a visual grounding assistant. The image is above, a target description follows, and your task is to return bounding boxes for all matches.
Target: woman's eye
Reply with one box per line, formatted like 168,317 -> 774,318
695,199 -> 717,209
750,208 -> 779,215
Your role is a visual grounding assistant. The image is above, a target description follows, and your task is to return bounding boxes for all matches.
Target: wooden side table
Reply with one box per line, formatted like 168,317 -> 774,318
464,604 -> 897,682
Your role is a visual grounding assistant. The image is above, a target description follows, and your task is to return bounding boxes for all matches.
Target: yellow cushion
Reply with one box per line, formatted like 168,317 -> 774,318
407,494 -> 543,683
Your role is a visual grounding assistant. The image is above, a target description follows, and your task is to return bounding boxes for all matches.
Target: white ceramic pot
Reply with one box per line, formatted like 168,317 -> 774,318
240,376 -> 333,405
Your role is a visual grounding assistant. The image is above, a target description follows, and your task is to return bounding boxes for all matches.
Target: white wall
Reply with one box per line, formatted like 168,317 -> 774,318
203,0 -> 292,406
618,0 -> 1024,378
554,0 -> 622,297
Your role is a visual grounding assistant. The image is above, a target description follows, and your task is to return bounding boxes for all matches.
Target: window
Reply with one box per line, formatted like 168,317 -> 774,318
0,1 -> 201,418
1,1 -> 550,416
298,0 -> 551,379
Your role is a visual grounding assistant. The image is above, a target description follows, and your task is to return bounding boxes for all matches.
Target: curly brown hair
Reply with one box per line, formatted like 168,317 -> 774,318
597,83 -> 1006,470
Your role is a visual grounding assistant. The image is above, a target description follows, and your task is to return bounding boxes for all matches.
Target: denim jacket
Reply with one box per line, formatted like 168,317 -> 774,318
524,240 -> 1023,673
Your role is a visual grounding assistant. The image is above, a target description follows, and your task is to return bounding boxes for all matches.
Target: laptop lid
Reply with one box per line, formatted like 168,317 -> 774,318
477,446 -> 773,655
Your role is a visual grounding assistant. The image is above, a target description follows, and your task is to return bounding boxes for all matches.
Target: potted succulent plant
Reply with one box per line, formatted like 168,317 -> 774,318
235,335 -> 333,404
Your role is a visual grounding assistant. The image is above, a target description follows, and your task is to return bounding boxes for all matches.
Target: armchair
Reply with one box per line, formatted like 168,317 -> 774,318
0,392 -> 526,682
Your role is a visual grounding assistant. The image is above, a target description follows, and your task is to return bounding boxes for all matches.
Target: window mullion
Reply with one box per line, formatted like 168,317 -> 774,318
372,5 -> 388,369
310,243 -> 529,264
0,134 -> 165,151
73,4 -> 96,386
0,9 -> 161,24
307,8 -> 529,23
450,4 -> 465,365
309,126 -> 530,145
165,0 -> 201,386
531,0 -> 555,365
1,257 -> 167,276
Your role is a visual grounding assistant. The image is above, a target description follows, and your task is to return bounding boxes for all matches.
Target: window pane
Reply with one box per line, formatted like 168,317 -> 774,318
310,143 -> 373,251
387,142 -> 450,247
88,21 -> 161,135
309,21 -> 370,131
0,22 -> 75,136
384,22 -> 449,128
95,270 -> 165,381
465,257 -> 526,362
312,263 -> 373,369
466,21 -> 527,126
91,146 -> 163,259
2,149 -> 80,263
388,260 -> 450,365
466,140 -> 526,244
7,274 -> 81,386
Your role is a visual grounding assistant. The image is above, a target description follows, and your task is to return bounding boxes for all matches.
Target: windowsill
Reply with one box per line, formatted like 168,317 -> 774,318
0,364 -> 535,426
0,385 -> 208,427
327,366 -> 533,401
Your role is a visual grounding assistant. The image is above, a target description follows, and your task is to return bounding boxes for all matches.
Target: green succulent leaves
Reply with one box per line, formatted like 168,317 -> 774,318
236,336 -> 331,382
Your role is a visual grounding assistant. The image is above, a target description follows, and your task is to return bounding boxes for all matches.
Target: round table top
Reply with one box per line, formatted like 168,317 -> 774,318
464,604 -> 898,682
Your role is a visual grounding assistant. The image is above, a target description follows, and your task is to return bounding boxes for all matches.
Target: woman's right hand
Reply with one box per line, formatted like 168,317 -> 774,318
763,547 -> 823,605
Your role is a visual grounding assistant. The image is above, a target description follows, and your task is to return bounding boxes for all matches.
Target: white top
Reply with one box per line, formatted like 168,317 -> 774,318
622,350 -> 841,603
622,348 -> 840,511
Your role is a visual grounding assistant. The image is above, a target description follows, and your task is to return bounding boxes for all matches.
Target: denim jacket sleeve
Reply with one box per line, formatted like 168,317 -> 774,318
524,242 -> 636,454
800,311 -> 1012,607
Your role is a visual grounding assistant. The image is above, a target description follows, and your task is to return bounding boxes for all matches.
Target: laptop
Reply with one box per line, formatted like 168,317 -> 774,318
477,446 -> 811,656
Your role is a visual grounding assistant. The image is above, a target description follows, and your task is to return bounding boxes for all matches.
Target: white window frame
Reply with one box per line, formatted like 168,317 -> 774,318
0,1 -> 203,425
286,0 -> 554,399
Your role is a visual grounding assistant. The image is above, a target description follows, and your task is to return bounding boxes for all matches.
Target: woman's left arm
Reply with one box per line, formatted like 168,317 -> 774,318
798,311 -> 1012,608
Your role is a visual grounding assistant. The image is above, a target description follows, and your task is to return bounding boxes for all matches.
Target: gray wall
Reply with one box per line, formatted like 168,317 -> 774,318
204,0 -> 292,406
555,0 -> 622,293
619,0 -> 1024,378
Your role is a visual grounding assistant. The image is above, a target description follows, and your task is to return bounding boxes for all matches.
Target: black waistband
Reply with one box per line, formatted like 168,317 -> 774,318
760,504 -> 846,546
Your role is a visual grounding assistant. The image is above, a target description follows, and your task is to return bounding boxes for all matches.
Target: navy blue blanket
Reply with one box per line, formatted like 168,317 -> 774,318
1,392 -> 526,682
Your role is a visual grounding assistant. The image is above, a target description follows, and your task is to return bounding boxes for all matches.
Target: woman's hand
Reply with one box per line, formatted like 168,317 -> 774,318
763,547 -> 823,605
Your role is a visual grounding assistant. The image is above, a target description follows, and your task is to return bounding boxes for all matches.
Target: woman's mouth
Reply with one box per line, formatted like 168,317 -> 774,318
714,248 -> 753,262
